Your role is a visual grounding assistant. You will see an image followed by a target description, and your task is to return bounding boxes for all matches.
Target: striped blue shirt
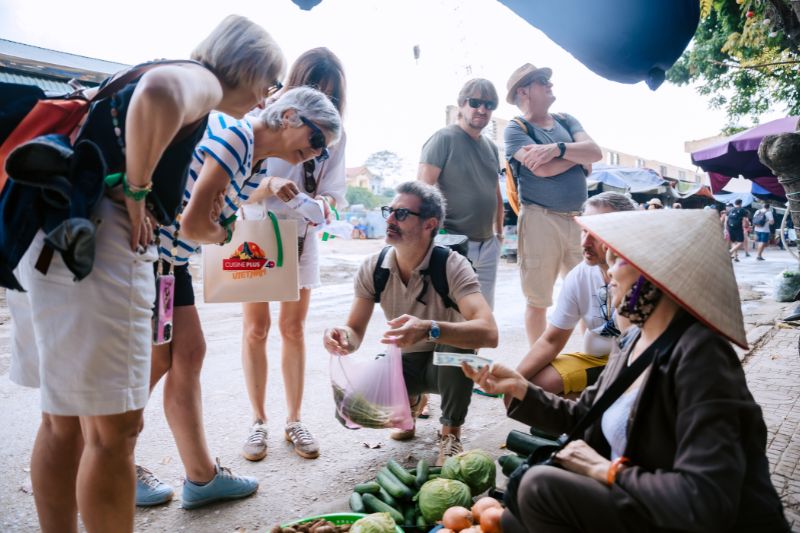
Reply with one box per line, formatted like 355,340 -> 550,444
158,113 -> 266,265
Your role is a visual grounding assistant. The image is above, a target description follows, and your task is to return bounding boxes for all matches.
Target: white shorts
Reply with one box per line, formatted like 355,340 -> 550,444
9,197 -> 157,416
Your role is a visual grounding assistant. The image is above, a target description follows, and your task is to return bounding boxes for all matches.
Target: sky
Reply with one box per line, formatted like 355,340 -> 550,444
0,0 -> 782,180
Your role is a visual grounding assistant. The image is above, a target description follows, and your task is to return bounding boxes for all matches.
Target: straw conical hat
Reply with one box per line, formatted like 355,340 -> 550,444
575,209 -> 748,349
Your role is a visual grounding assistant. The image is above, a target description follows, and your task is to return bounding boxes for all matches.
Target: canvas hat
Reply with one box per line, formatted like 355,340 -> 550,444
505,63 -> 553,105
646,198 -> 663,207
575,209 -> 748,349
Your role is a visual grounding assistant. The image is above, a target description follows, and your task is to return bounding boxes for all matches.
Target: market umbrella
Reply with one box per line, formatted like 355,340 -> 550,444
588,164 -> 666,193
291,0 -> 699,89
692,117 -> 800,179
496,0 -> 699,89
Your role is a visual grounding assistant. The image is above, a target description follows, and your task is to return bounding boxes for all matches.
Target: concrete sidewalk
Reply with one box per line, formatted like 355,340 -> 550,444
745,323 -> 800,530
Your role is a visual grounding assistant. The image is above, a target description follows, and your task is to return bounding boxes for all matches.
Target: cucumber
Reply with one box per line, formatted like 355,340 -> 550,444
377,486 -> 399,508
377,468 -> 414,500
353,481 -> 381,494
416,514 -> 428,529
415,458 -> 429,488
498,454 -> 527,477
387,459 -> 417,487
429,466 -> 442,475
427,473 -> 441,481
362,493 -> 404,524
403,505 -> 416,526
349,492 -> 366,513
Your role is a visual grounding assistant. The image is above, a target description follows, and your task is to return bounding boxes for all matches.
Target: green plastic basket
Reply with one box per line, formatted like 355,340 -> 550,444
282,512 -> 404,533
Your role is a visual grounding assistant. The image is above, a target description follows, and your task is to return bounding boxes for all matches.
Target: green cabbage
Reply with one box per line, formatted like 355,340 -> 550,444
440,449 -> 496,495
351,512 -> 396,533
416,478 -> 472,524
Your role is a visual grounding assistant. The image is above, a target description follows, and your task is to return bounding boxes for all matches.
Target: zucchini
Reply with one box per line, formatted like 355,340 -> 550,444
362,493 -> 404,524
387,459 -> 417,487
377,468 -> 414,500
498,454 -> 527,477
353,481 -> 381,494
349,492 -> 366,513
415,458 -> 429,488
416,514 -> 428,529
429,466 -> 442,475
377,486 -> 399,508
427,473 -> 441,481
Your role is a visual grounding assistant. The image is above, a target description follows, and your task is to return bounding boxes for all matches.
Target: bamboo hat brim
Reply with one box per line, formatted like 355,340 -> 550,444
575,209 -> 748,349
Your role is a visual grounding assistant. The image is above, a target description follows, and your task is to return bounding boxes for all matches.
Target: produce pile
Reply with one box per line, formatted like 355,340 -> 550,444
273,513 -> 398,533
349,450 -> 498,529
332,383 -> 393,428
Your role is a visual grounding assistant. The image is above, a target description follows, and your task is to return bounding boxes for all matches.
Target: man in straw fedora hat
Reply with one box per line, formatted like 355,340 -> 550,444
503,63 -> 602,347
463,209 -> 789,533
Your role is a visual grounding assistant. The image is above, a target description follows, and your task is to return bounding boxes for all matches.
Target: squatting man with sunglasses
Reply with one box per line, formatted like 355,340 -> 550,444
514,192 -> 636,396
418,78 -> 505,309
504,63 -> 603,349
323,181 -> 498,466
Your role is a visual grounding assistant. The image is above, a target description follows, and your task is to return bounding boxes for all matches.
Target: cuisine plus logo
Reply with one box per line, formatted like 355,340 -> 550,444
223,242 -> 276,271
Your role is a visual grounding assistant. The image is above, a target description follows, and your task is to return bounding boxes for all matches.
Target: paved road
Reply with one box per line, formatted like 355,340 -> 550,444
0,240 -> 797,531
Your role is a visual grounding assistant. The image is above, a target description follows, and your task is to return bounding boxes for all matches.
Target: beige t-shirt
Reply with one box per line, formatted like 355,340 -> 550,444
354,244 -> 482,353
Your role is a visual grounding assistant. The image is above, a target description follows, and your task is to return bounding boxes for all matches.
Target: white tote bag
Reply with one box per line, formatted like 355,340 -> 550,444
202,211 -> 299,303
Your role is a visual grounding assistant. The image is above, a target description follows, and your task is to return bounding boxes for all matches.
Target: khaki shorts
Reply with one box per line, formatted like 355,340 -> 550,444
518,204 -> 583,308
551,352 -> 608,394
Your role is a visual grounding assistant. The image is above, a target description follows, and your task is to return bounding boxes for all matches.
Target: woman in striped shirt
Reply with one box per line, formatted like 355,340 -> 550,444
135,87 -> 341,509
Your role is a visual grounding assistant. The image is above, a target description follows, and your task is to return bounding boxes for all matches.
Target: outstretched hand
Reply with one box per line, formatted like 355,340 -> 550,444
461,362 -> 528,401
323,326 -> 355,356
381,314 -> 429,348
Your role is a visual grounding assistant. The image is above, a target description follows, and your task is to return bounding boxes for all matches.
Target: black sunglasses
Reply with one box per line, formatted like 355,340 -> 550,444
303,159 -> 317,195
299,116 -> 329,162
381,206 -> 421,222
467,98 -> 497,111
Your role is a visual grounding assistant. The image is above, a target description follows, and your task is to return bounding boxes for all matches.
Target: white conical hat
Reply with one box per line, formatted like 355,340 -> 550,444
575,209 -> 748,349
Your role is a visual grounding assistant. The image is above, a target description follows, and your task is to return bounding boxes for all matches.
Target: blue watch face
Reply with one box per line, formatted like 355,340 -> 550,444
430,323 -> 441,339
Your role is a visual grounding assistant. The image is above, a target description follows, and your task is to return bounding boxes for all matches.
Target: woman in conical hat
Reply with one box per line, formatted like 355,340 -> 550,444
463,209 -> 789,532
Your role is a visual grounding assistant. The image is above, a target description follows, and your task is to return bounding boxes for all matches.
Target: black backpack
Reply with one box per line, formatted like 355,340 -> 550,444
372,235 -> 469,313
727,207 -> 745,228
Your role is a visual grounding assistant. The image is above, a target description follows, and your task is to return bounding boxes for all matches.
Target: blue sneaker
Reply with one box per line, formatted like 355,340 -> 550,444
135,465 -> 174,506
181,459 -> 258,510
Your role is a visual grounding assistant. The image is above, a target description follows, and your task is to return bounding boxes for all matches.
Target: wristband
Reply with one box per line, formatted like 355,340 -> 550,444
219,225 -> 233,246
556,142 -> 566,159
606,456 -> 629,486
104,172 -> 152,202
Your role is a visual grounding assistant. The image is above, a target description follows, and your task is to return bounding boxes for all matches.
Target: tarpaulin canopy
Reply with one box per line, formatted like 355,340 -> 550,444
692,117 -> 800,179
588,164 -> 666,193
291,0 -> 699,89
712,191 -> 755,207
495,0 -> 698,89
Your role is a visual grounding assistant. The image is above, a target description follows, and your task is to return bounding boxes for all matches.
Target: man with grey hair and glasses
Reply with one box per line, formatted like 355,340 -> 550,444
515,192 -> 635,395
504,63 -> 603,348
418,78 -> 504,308
323,181 -> 497,465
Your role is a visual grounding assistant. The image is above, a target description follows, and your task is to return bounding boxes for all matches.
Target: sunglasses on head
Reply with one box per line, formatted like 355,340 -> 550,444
467,98 -> 497,111
381,206 -> 421,222
266,80 -> 283,98
299,116 -> 329,162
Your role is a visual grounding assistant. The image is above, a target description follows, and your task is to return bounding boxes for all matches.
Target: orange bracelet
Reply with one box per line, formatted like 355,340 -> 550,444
606,456 -> 630,486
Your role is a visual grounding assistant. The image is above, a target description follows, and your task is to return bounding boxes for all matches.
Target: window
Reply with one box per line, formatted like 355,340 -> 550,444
607,152 -> 619,165
636,158 -> 645,168
678,170 -> 686,180
659,165 -> 668,176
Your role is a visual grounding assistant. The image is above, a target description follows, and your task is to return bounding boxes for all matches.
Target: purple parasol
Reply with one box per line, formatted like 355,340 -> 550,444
692,117 -> 799,179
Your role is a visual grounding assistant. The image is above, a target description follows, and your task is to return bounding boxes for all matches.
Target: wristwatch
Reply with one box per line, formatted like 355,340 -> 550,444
556,142 -> 566,159
427,320 -> 441,342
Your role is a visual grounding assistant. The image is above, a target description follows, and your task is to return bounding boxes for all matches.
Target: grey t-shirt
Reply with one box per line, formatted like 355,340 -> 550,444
420,124 -> 500,240
503,113 -> 588,213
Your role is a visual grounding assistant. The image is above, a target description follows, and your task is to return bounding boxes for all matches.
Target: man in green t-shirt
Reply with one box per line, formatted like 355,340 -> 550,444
418,78 -> 504,308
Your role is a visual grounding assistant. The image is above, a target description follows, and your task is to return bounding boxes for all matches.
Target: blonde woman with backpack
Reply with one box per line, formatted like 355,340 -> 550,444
7,16 -> 285,532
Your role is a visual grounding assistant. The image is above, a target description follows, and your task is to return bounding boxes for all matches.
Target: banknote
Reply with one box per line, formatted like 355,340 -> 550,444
433,352 -> 492,369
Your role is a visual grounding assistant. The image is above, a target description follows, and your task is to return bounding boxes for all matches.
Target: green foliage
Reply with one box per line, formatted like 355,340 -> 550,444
667,0 -> 800,125
365,150 -> 404,180
346,186 -> 381,209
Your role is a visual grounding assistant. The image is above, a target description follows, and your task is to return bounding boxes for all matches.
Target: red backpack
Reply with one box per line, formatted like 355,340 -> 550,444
0,59 -> 197,192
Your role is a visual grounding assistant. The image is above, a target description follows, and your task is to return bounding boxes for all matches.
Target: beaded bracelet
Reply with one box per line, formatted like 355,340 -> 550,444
122,176 -> 153,202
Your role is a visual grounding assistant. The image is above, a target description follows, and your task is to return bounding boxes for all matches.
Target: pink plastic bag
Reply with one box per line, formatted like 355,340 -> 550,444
330,344 -> 414,430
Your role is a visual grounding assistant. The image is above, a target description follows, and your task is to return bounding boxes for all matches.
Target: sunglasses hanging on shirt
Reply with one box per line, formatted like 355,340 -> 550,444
303,159 -> 318,196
